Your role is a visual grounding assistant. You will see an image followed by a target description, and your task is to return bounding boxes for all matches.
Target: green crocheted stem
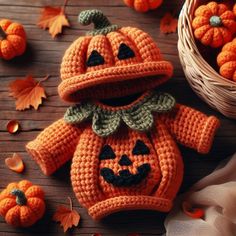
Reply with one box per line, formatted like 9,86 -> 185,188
0,26 -> 6,39
209,16 -> 222,27
78,9 -> 119,36
11,189 -> 27,206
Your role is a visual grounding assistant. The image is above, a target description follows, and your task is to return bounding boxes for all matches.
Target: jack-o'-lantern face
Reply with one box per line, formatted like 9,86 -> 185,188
99,140 -> 151,187
98,130 -> 161,197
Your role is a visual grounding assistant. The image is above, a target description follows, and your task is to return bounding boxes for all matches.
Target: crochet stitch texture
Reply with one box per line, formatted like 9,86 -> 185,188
26,10 -> 220,220
64,91 -> 176,137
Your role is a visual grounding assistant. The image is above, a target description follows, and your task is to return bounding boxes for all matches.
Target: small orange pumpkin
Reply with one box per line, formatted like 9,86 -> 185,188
192,2 -> 236,48
217,38 -> 236,81
0,180 -> 45,227
123,0 -> 163,13
0,19 -> 26,60
233,4 -> 236,16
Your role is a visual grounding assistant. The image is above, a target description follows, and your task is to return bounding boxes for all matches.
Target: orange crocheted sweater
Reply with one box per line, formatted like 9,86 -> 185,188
26,10 -> 220,220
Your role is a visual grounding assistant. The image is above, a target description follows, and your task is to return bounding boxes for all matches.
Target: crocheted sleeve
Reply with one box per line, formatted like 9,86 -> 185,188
159,104 -> 220,154
26,119 -> 83,175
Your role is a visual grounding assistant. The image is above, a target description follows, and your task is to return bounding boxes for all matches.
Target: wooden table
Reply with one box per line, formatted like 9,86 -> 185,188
0,0 -> 235,235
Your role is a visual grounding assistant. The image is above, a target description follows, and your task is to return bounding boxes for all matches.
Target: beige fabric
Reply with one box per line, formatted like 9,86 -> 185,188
164,153 -> 236,236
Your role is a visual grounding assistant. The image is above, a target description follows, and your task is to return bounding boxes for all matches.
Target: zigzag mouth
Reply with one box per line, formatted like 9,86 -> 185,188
100,163 -> 151,187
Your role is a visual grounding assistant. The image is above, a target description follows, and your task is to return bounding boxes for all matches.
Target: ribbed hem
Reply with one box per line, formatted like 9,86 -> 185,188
197,116 -> 220,154
26,141 -> 54,176
88,195 -> 172,220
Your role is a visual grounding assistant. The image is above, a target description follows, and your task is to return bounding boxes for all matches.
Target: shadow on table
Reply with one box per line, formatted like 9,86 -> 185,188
0,43 -> 35,68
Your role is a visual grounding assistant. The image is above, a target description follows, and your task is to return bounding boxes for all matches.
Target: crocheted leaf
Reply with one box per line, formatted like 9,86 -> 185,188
53,198 -> 80,232
9,75 -> 48,111
160,13 -> 178,34
64,92 -> 176,137
64,103 -> 94,124
37,3 -> 70,38
5,153 -> 24,173
92,111 -> 121,137
122,108 -> 154,131
148,93 -> 176,112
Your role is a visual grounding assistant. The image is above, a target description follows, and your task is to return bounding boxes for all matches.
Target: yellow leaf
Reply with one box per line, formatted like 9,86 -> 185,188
37,6 -> 70,38
53,197 -> 80,232
9,75 -> 48,111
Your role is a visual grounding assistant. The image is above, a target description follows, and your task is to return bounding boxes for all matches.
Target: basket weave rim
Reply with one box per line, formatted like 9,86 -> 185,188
178,0 -> 236,88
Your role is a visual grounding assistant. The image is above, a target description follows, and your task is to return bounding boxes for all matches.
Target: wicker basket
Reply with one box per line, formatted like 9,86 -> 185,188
178,0 -> 236,119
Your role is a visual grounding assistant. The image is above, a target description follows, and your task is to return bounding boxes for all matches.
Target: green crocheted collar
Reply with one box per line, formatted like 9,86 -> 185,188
64,91 -> 176,137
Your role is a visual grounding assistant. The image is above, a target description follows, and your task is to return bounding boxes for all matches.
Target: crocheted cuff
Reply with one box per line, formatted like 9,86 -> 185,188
197,116 -> 220,154
26,141 -> 69,176
26,119 -> 82,175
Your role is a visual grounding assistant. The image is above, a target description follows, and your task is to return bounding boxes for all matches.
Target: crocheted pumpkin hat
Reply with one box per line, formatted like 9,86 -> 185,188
58,10 -> 173,102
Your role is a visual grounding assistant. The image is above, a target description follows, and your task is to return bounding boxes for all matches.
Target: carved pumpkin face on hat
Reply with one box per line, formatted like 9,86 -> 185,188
58,10 -> 173,103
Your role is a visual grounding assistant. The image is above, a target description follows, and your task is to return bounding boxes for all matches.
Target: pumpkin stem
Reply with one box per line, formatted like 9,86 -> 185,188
38,74 -> 50,84
62,0 -> 69,13
210,16 -> 222,27
11,189 -> 27,206
68,197 -> 73,211
78,9 -> 119,36
0,26 -> 7,39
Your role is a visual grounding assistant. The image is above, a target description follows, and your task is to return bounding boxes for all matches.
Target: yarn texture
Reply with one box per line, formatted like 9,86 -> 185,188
217,38 -> 236,81
192,1 -> 236,48
0,19 -> 26,60
123,0 -> 163,13
26,10 -> 220,220
78,9 -> 119,36
0,180 -> 45,227
64,91 -> 176,137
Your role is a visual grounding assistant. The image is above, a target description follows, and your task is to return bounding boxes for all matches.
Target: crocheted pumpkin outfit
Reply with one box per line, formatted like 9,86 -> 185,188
26,10 -> 220,220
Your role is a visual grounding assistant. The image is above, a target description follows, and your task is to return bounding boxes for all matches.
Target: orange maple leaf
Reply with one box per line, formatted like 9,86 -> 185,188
37,0 -> 70,38
160,13 -> 178,34
53,197 -> 80,232
9,75 -> 49,111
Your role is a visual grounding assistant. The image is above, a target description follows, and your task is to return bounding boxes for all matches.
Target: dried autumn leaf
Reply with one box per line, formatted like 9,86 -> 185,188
37,0 -> 70,38
5,153 -> 24,173
53,197 -> 80,232
6,120 -> 20,134
9,75 -> 49,111
160,13 -> 178,34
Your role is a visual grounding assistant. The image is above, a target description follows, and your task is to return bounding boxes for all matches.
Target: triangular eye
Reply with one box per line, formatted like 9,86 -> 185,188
99,145 -> 116,160
118,43 -> 135,60
87,50 -> 105,67
132,140 -> 150,155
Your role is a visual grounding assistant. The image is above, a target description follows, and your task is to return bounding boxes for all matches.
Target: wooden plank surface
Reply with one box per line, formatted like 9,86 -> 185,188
0,0 -> 235,235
